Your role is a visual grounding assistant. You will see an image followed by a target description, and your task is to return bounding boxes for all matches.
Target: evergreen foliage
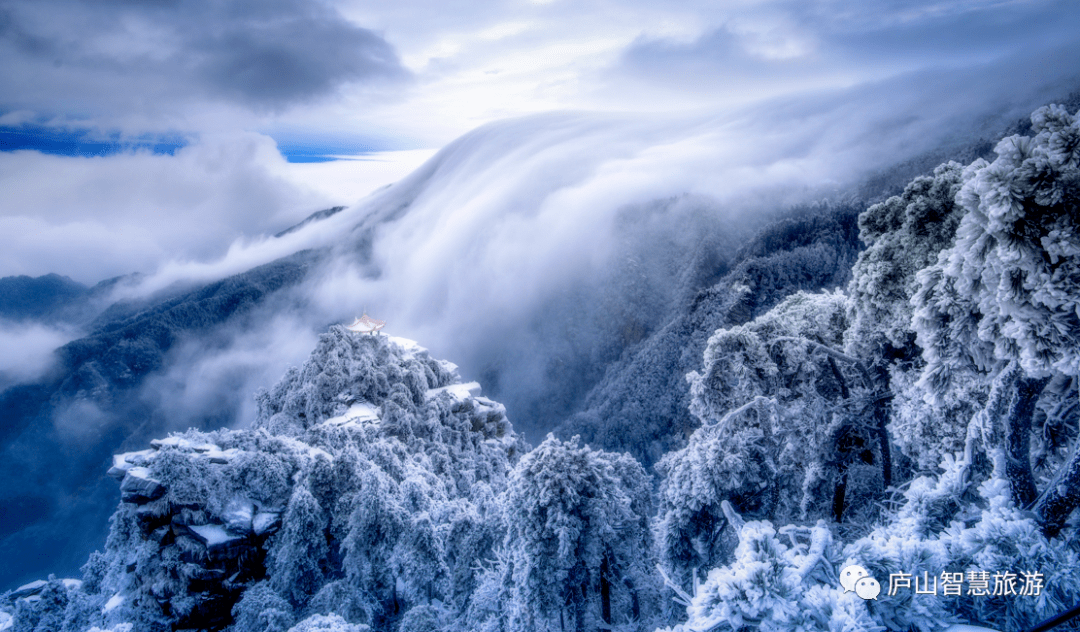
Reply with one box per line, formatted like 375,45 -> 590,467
658,103 -> 1080,632
659,291 -> 885,588
499,435 -> 658,632
911,104 -> 1080,534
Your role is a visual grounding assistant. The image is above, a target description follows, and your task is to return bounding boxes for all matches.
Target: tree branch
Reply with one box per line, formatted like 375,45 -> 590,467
771,336 -> 878,390
771,336 -> 892,486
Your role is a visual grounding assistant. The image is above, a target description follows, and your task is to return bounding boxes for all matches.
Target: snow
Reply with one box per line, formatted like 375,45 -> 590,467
150,436 -> 221,451
150,436 -> 190,449
223,499 -> 255,532
125,436 -> 238,466
13,579 -> 46,596
202,447 -> 239,463
252,511 -> 282,536
426,381 -> 482,401
102,594 -> 124,613
119,466 -> 165,502
125,466 -> 153,481
11,103 -> 1079,632
189,524 -> 244,547
106,449 -> 156,478
388,335 -> 426,359
323,402 -> 380,428
88,626 -> 133,632
306,445 -> 333,462
61,578 -> 82,590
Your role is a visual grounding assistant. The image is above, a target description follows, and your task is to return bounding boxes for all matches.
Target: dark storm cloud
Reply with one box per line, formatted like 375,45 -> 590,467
188,1 -> 406,108
0,0 -> 408,116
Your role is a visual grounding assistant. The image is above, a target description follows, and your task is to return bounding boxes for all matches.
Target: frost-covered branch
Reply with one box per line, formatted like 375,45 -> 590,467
656,564 -> 694,608
779,520 -> 831,584
707,396 -> 774,430
772,335 -> 893,486
771,336 -> 878,390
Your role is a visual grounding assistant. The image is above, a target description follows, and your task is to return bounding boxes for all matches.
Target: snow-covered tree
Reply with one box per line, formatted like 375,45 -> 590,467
232,581 -> 294,632
845,161 -> 988,470
847,161 -> 967,358
656,501 -> 880,632
663,467 -> 1080,632
268,485 -> 330,606
668,290 -> 885,554
913,104 -> 1080,534
1,327 -> 528,632
502,435 -> 657,632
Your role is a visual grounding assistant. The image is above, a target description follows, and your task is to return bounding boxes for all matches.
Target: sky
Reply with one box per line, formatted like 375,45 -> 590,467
2,0 -> 1080,285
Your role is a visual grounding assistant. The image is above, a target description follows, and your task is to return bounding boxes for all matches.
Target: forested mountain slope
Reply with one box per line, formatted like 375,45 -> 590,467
656,103 -> 1080,632
0,251 -> 322,589
0,274 -> 88,323
556,206 -> 863,466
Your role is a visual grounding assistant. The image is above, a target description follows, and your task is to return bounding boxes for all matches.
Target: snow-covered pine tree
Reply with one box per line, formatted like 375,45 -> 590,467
268,485 -> 330,606
912,104 -> 1080,535
666,289 -> 882,548
845,161 -> 989,471
847,161 -> 968,358
501,435 -> 657,632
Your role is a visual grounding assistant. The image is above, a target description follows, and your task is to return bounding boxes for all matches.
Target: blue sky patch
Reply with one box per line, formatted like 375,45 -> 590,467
0,124 -> 186,157
272,133 -> 397,163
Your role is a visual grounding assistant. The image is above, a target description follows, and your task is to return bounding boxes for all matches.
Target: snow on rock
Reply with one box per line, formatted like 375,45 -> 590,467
148,436 -> 238,462
61,579 -> 82,591
202,447 -> 239,464
188,524 -> 245,551
0,611 -> 11,632
222,498 -> 255,533
102,594 -> 124,613
119,467 -> 164,503
425,381 -> 482,402
386,335 -> 426,359
252,510 -> 282,536
149,436 -> 190,450
439,359 -> 460,378
106,449 -> 156,479
9,580 -> 46,599
322,402 -> 380,428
